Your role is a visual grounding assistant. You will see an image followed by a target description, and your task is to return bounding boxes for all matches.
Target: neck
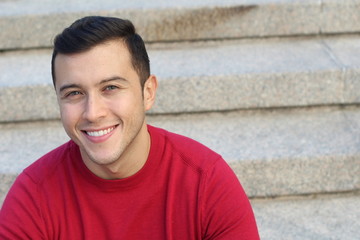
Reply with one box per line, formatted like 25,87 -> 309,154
106,127 -> 151,179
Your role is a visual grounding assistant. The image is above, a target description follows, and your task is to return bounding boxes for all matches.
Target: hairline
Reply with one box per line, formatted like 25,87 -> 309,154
52,37 -> 147,89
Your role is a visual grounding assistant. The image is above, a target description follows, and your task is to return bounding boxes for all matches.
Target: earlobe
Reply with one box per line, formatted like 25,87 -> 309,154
143,75 -> 158,111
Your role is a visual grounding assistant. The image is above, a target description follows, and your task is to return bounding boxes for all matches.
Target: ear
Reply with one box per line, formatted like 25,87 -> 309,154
143,75 -> 158,111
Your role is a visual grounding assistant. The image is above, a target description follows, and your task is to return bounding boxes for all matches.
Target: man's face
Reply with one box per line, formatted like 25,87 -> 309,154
54,40 -> 156,178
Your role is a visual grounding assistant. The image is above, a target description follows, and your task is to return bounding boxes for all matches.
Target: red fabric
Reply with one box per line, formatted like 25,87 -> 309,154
0,125 -> 259,239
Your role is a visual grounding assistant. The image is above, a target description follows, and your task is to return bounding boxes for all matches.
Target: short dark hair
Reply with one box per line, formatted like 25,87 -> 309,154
51,16 -> 150,88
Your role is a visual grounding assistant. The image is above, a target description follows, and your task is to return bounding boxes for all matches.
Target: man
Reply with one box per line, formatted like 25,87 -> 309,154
0,16 -> 259,239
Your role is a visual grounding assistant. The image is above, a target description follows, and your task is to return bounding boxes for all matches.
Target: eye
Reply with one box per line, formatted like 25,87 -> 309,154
104,85 -> 118,91
62,90 -> 83,100
67,91 -> 82,97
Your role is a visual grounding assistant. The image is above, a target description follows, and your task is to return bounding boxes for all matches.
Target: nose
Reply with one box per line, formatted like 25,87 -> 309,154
83,93 -> 107,123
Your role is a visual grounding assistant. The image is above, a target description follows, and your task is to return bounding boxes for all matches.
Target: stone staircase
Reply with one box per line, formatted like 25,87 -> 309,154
1,0 -> 360,239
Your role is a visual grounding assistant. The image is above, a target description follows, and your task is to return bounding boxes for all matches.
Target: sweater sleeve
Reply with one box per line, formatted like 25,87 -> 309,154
0,172 -> 45,239
201,158 -> 260,240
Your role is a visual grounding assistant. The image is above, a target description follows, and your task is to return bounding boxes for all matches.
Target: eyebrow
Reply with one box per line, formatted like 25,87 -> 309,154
99,76 -> 128,85
59,83 -> 81,93
59,76 -> 128,93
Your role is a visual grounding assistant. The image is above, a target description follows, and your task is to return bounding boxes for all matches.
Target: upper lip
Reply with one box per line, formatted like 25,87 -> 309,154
82,124 -> 118,133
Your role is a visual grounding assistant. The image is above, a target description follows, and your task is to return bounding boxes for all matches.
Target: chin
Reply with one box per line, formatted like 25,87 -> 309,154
89,153 -> 121,166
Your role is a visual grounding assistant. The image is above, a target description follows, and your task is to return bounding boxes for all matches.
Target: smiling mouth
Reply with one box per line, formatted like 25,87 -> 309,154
85,126 -> 116,137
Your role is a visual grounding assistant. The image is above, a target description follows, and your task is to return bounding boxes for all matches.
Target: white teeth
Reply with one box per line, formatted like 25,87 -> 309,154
87,127 -> 114,137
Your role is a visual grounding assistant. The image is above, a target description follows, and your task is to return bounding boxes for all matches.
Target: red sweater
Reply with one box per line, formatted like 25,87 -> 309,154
0,125 -> 259,239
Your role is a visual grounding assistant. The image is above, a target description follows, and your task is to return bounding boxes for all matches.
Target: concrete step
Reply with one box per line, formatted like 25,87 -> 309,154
1,105 -> 360,203
2,34 -> 360,123
1,0 -> 360,50
252,191 -> 360,240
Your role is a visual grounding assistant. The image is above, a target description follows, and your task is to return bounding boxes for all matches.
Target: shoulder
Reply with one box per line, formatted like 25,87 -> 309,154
148,125 -> 222,172
22,140 -> 77,184
0,141 -> 77,239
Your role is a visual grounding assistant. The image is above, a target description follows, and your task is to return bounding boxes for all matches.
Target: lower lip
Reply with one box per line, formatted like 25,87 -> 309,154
83,126 -> 117,143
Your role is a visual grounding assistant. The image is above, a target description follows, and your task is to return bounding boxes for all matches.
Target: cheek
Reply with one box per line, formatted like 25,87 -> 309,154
59,105 -> 79,128
108,93 -> 143,113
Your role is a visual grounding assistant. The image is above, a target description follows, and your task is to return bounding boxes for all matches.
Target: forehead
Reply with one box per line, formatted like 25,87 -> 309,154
54,40 -> 137,87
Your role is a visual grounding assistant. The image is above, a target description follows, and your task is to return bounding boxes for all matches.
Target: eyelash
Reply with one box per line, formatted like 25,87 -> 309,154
104,85 -> 118,91
66,91 -> 82,97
